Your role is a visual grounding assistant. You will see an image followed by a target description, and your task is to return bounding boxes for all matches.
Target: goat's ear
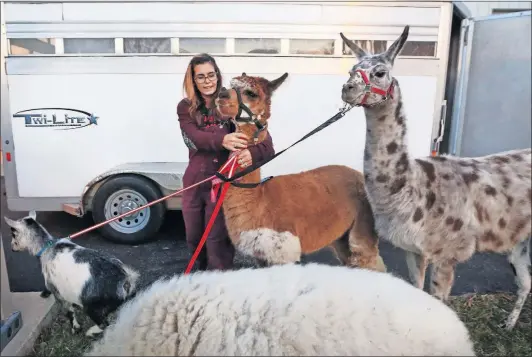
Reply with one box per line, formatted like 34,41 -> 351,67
383,25 -> 409,65
340,32 -> 368,60
28,210 -> 37,220
4,216 -> 18,228
269,72 -> 288,92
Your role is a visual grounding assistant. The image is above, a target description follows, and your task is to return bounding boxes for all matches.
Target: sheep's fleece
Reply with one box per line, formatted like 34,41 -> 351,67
85,263 -> 475,356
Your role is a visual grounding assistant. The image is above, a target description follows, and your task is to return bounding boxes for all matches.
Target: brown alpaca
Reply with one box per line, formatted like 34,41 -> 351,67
340,26 -> 531,330
215,72 -> 386,272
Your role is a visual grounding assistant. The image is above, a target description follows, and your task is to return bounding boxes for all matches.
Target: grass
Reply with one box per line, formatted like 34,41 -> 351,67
29,293 -> 531,356
28,311 -> 94,357
449,292 -> 531,356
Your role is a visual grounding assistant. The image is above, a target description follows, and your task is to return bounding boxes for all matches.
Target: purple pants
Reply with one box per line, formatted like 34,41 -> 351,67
181,181 -> 235,271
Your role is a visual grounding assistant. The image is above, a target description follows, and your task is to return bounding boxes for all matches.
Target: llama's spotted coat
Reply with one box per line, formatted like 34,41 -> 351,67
340,26 -> 532,331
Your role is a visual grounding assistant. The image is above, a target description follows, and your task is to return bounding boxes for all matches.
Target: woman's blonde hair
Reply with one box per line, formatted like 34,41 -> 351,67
183,53 -> 223,124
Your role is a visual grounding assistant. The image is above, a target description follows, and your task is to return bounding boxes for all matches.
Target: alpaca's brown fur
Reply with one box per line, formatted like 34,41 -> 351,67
215,73 -> 385,272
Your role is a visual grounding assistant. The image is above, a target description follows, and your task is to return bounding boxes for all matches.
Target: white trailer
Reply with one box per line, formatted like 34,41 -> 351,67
1,0 -> 530,244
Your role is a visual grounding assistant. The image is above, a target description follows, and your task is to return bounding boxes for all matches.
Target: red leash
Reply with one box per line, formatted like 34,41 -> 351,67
184,155 -> 239,274
68,155 -> 238,240
63,153 -> 239,275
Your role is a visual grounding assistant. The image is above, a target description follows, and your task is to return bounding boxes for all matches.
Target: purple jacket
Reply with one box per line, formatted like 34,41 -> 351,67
177,98 -> 275,187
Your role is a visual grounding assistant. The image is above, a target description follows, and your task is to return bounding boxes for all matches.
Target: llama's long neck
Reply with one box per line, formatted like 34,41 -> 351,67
362,79 -> 413,210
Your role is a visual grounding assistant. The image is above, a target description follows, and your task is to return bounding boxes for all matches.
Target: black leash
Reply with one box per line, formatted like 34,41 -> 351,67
216,104 -> 353,188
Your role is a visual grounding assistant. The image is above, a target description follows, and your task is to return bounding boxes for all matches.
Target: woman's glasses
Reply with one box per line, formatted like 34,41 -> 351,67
195,72 -> 217,84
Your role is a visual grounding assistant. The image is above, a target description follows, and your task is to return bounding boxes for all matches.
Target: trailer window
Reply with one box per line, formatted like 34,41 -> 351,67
9,38 -> 56,55
342,40 -> 387,56
289,39 -> 334,55
235,38 -> 281,54
400,41 -> 437,57
64,38 -> 115,54
179,38 -> 226,54
124,38 -> 171,54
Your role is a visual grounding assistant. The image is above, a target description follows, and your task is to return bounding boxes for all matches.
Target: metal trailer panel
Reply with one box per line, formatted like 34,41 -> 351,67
463,1 -> 531,18
1,0 -> 20,204
6,61 -> 439,196
5,1 -> 442,27
2,0 -> 451,212
0,311 -> 23,352
449,11 -> 532,157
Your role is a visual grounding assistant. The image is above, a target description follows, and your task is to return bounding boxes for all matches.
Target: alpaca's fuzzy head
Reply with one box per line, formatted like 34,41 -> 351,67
4,211 -> 52,254
215,72 -> 288,144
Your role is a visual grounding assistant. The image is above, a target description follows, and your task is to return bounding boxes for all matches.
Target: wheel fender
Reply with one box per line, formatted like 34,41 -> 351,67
81,172 -> 164,215
78,162 -> 186,215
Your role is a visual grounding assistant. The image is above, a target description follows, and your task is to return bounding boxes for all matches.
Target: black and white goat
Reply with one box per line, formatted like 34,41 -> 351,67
4,211 -> 140,337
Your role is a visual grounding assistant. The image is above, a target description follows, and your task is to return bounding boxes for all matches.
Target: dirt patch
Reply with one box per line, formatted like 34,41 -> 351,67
29,292 -> 531,356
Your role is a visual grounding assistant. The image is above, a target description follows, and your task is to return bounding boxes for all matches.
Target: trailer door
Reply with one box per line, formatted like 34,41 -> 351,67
449,10 -> 531,157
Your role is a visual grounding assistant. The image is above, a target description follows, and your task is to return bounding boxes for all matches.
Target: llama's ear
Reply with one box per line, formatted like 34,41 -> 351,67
269,72 -> 288,92
4,216 -> 18,228
340,32 -> 368,60
383,25 -> 409,65
28,210 -> 37,220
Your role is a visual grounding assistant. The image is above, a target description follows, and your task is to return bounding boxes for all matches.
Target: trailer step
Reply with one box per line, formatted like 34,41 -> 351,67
63,203 -> 82,217
0,311 -> 23,352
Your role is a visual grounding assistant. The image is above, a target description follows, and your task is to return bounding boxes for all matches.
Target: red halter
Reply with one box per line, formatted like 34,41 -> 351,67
355,69 -> 395,107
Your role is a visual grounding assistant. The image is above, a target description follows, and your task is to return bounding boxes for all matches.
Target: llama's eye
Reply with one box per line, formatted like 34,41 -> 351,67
374,71 -> 386,78
244,90 -> 257,98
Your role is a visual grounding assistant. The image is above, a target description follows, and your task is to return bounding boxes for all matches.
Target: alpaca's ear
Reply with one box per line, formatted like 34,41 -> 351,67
383,25 -> 409,65
28,210 -> 37,220
340,32 -> 368,60
269,72 -> 288,92
4,216 -> 18,228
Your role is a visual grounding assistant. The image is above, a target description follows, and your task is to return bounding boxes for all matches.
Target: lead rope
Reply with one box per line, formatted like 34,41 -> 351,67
33,157 -> 240,260
184,155 -> 239,274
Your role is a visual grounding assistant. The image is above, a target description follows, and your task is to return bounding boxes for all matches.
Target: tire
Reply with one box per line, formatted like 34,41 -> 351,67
91,175 -> 166,244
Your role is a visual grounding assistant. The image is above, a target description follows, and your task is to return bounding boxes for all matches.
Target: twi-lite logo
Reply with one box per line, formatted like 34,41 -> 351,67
13,108 -> 99,130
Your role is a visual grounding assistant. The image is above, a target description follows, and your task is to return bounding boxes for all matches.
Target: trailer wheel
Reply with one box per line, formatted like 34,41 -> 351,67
91,175 -> 166,244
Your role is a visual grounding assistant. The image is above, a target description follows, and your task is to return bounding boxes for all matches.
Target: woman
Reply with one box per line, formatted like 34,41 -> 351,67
177,53 -> 275,271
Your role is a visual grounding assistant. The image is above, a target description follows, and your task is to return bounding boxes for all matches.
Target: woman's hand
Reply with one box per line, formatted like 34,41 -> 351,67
237,149 -> 253,168
222,132 -> 249,151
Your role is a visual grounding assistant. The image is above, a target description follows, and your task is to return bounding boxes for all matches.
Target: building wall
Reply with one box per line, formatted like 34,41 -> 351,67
461,0 -> 531,18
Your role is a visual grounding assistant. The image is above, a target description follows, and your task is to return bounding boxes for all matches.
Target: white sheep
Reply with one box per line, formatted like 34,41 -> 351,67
85,263 -> 475,356
4,211 -> 140,337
